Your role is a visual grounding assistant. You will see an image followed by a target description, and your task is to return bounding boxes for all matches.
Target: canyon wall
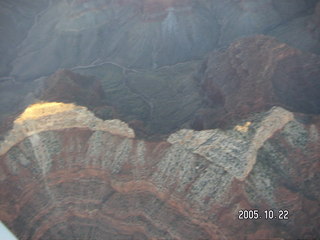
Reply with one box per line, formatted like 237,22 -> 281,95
0,103 -> 319,239
0,0 -> 318,80
0,1 -> 319,239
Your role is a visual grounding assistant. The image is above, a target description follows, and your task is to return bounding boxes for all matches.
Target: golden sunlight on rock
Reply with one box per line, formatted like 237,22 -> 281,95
234,121 -> 251,133
15,102 -> 76,123
0,101 -> 134,156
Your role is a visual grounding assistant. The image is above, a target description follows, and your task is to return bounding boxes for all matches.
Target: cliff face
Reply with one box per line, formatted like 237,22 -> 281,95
1,0 -> 318,80
0,1 -> 320,239
193,35 -> 320,130
0,103 -> 319,239
9,0 -> 219,80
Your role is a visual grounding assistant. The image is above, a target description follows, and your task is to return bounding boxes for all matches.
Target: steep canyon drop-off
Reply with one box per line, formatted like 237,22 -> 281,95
0,0 -> 320,239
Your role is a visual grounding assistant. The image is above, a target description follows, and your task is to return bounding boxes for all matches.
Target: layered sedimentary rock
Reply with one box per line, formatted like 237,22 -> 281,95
0,102 -> 319,239
0,1 -> 320,239
3,0 -> 318,80
37,70 -> 105,106
72,60 -> 203,136
36,69 -> 119,121
3,0 -> 318,136
193,35 -> 320,130
9,0 -> 219,80
33,35 -> 320,137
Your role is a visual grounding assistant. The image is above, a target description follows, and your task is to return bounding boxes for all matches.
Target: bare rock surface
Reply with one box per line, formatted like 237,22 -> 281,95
169,107 -> 294,180
1,0 -> 318,80
37,69 -> 106,108
0,1 -> 319,239
0,103 -> 319,239
9,0 -> 219,80
0,102 -> 134,156
73,60 -> 203,136
194,35 -> 320,130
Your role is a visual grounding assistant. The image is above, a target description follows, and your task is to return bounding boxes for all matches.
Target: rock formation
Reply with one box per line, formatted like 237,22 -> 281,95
9,0 -> 219,80
193,35 -> 320,130
0,1 -> 319,240
72,60 -> 203,136
1,0 -> 318,81
0,103 -> 319,239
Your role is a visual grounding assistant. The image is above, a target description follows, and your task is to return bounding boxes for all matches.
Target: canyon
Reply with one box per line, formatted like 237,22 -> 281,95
0,102 -> 319,239
0,0 -> 319,239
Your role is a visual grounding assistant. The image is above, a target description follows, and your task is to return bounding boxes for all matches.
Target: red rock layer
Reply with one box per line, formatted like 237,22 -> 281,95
0,129 -> 219,239
38,69 -> 118,120
193,35 -> 320,130
0,106 -> 319,239
38,69 -> 105,106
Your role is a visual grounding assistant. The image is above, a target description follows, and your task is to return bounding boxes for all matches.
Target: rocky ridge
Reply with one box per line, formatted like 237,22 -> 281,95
0,103 -> 319,239
0,1 -> 319,239
193,35 -> 320,130
1,0 -> 318,80
169,107 -> 294,180
0,102 -> 134,156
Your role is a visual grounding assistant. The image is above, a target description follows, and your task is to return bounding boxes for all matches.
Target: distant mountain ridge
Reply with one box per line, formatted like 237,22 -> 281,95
0,0 -> 318,80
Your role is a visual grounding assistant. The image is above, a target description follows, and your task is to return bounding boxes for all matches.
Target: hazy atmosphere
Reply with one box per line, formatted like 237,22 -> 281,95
0,0 -> 319,239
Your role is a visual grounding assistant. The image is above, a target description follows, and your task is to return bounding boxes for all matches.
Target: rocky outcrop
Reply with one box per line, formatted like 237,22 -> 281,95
73,60 -> 203,136
194,35 -> 320,129
0,102 -> 134,155
0,69 -> 117,139
0,1 -> 319,239
169,107 -> 294,180
1,61 -> 203,139
37,70 -> 105,107
0,103 -> 319,239
36,69 -> 119,121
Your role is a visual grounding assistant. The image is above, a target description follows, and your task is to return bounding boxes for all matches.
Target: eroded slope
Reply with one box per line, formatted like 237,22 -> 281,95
0,103 -> 319,239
